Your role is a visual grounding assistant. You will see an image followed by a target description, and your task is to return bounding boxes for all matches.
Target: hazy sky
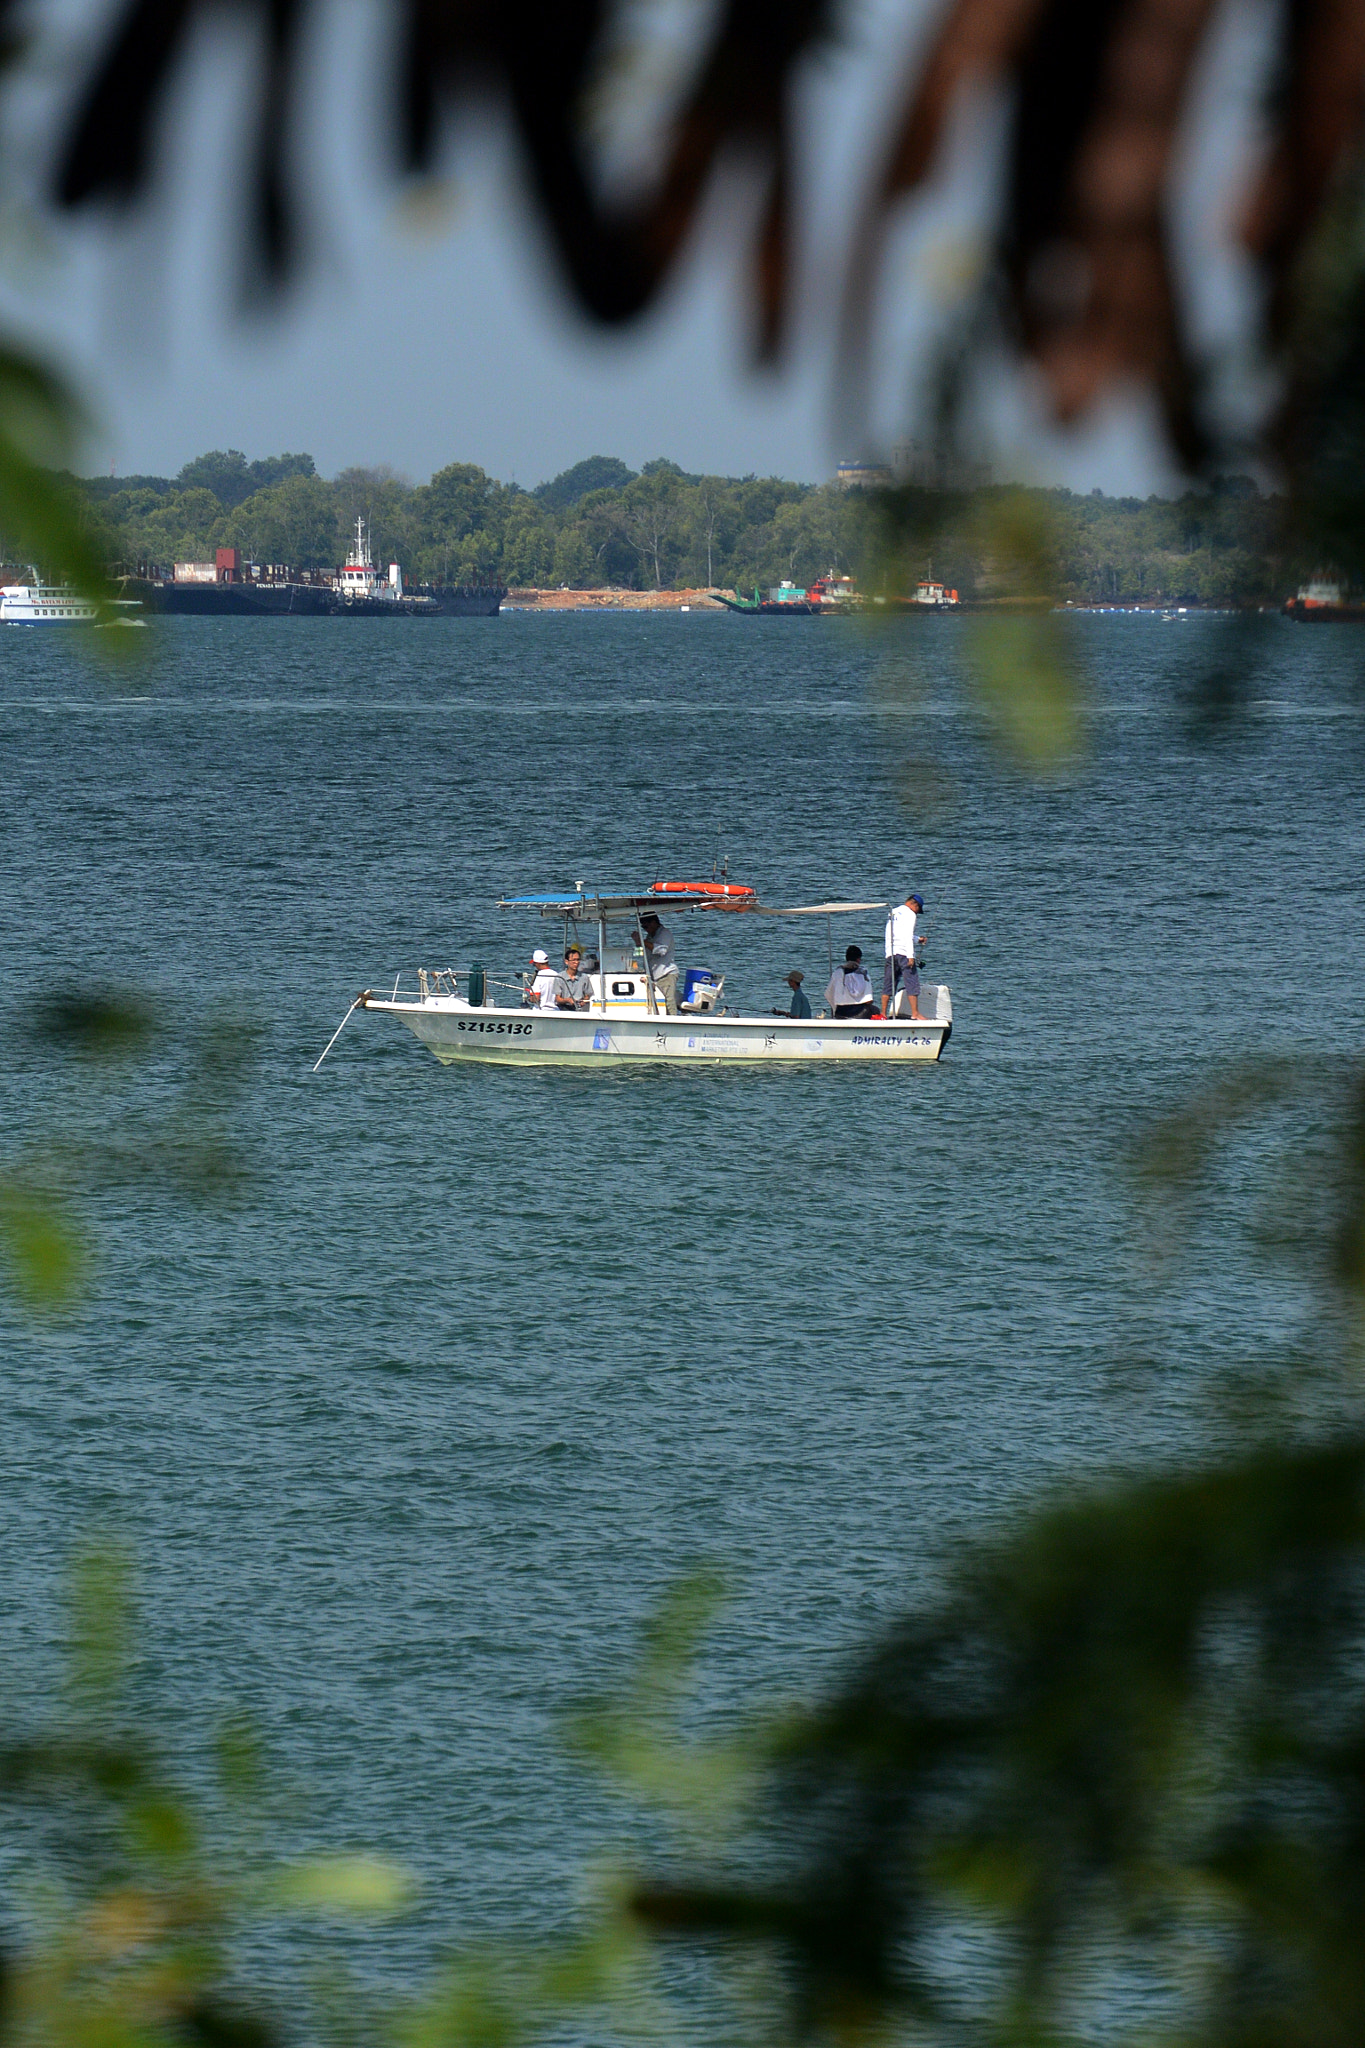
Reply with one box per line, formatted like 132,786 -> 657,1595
0,0 -> 1266,492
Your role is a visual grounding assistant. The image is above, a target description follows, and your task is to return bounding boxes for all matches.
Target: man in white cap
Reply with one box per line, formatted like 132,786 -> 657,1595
523,948 -> 559,1008
883,891 -> 924,1019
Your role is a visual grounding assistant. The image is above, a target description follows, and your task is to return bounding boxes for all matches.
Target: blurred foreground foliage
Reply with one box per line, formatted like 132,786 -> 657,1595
7,1023 -> 1365,2048
4,3 -> 1365,2041
0,345 -> 122,613
0,1546 -> 413,2048
0,994 -> 255,1310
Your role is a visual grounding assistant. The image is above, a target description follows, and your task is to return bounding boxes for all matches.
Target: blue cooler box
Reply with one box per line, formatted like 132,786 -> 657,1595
681,968 -> 719,1009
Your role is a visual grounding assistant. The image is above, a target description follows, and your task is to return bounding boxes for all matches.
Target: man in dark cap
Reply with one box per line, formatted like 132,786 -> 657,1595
883,890 -> 924,1020
633,908 -> 679,1012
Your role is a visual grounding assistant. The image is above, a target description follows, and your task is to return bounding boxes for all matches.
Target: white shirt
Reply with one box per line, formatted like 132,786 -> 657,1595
643,923 -> 676,975
826,966 -> 873,1008
885,903 -> 918,958
529,967 -> 559,1007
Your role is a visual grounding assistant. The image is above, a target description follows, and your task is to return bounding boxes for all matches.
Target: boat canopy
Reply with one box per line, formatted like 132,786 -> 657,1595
498,889 -> 719,914
498,889 -> 888,917
759,900 -> 887,915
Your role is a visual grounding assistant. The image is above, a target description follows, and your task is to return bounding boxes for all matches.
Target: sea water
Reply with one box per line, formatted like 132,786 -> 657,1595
1,612 -> 1361,1995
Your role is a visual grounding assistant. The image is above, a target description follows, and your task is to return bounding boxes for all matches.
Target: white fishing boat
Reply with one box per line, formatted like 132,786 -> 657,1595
322,885 -> 952,1069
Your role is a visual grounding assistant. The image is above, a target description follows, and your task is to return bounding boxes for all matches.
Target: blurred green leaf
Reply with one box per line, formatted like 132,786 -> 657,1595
31,995 -> 154,1056
270,1856 -> 414,1915
404,1912 -> 655,2048
0,346 -> 119,612
1133,1063 -> 1293,1192
128,1791 -> 199,1862
67,1544 -> 134,1716
963,611 -> 1083,769
213,1714 -> 267,1800
1333,1071 -> 1365,1298
0,1187 -> 86,1306
567,1570 -> 758,1835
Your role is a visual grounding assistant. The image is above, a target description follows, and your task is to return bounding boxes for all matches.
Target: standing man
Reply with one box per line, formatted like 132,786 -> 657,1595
554,945 -> 593,1009
523,948 -> 559,1008
635,910 -> 680,1014
772,970 -> 812,1018
883,891 -> 924,1019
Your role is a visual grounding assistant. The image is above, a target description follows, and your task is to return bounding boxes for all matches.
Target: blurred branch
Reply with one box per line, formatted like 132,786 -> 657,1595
41,0 -> 1365,476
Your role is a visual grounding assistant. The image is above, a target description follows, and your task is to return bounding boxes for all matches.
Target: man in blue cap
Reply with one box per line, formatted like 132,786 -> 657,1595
883,891 -> 924,1020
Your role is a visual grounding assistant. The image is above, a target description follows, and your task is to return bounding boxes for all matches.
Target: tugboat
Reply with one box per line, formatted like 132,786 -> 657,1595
1283,575 -> 1365,622
334,518 -> 505,616
334,517 -> 436,615
710,579 -> 824,616
710,573 -> 861,616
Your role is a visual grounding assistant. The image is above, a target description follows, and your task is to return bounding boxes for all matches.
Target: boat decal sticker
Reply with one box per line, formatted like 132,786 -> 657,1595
449,1018 -> 534,1035
851,1033 -> 935,1047
593,1029 -> 611,1051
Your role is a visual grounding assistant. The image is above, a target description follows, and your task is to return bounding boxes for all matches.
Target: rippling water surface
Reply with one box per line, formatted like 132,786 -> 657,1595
2,611 -> 1362,1983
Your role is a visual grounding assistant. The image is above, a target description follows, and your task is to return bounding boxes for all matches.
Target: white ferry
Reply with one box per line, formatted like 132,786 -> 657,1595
1,575 -> 98,624
321,884 -> 952,1069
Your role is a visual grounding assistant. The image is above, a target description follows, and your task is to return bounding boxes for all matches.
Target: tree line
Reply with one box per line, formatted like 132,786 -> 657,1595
55,448 -> 1316,602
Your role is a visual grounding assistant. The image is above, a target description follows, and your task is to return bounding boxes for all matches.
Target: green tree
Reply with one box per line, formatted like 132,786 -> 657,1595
177,449 -> 255,509
615,469 -> 683,588
220,473 -> 341,570
533,455 -> 636,511
501,502 -> 557,586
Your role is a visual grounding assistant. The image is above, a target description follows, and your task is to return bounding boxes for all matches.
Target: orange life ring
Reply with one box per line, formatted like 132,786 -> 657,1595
650,880 -> 757,898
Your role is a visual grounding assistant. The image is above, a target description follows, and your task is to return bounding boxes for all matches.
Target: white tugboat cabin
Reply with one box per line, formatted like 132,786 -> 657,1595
334,517 -> 404,603
331,884 -> 953,1068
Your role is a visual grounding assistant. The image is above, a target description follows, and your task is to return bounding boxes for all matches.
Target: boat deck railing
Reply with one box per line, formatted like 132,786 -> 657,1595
385,969 -> 547,1007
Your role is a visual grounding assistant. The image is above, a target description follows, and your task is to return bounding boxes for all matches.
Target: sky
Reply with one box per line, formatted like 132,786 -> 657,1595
0,0 -> 1270,494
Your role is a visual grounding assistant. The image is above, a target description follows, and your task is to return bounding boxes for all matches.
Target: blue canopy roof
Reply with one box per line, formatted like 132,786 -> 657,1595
499,888 -> 726,914
497,888 -> 887,916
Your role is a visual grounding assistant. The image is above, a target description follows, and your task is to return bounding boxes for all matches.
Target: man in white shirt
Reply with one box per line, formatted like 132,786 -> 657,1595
825,945 -> 875,1018
523,948 -> 559,1008
883,891 -> 924,1019
635,910 -> 680,1013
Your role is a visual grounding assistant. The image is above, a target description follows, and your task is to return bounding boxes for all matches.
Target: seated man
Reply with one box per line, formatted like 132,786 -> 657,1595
523,948 -> 559,1008
825,944 -> 875,1018
772,969 -> 812,1018
554,945 -> 594,1009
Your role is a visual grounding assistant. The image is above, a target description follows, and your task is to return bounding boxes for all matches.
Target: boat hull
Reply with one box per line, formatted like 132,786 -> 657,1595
1283,599 -> 1365,622
710,595 -> 824,616
147,582 -> 335,615
362,994 -> 951,1066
